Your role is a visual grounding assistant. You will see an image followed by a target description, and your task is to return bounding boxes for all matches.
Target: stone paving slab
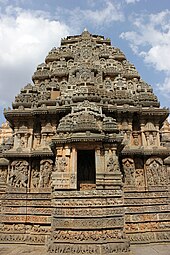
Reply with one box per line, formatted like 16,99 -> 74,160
131,244 -> 170,255
0,243 -> 170,255
0,244 -> 46,255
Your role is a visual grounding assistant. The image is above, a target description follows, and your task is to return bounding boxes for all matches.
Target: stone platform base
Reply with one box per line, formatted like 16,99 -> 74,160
0,243 -> 170,255
0,244 -> 46,255
47,241 -> 130,255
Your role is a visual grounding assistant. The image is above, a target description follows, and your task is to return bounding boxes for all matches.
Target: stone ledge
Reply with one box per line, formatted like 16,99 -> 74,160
0,243 -> 170,255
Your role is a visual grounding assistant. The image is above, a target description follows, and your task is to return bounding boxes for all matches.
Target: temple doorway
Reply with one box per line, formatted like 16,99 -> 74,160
77,150 -> 96,189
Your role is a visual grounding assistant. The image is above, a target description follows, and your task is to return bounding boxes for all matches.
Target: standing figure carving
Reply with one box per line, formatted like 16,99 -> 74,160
122,158 -> 135,185
134,158 -> 145,188
31,161 -> 40,189
9,160 -> 29,188
40,159 -> 53,187
59,157 -> 67,172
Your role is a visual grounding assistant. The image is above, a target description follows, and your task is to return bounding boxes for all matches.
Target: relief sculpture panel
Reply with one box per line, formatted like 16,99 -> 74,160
146,158 -> 167,186
40,159 -> 53,188
122,158 -> 135,186
8,160 -> 29,188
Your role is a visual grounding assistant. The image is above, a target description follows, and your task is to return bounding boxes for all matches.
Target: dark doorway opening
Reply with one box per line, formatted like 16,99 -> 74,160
77,150 -> 96,189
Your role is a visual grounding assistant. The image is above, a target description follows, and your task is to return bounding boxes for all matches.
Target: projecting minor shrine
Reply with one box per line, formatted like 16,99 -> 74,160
0,30 -> 169,255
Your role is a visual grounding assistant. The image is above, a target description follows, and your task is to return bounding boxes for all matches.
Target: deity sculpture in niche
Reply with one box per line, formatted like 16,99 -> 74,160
59,157 -> 67,172
32,168 -> 40,188
31,161 -> 40,189
146,158 -> 166,186
9,160 -> 29,188
122,158 -> 135,185
105,78 -> 112,90
16,130 -> 29,149
134,158 -> 145,188
53,156 -> 68,173
107,157 -> 120,173
40,159 -> 53,188
0,167 -> 7,182
144,122 -> 157,146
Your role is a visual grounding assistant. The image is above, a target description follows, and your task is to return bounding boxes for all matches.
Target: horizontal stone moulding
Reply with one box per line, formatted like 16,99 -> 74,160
52,217 -> 124,229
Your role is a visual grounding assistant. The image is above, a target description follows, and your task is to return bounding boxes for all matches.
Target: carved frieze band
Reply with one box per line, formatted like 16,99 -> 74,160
52,217 -> 124,229
47,241 -> 130,254
54,207 -> 124,217
50,229 -> 125,242
53,197 -> 123,207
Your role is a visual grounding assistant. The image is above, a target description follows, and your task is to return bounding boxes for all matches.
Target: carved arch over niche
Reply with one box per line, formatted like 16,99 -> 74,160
122,158 -> 135,186
144,122 -> 158,146
145,157 -> 167,186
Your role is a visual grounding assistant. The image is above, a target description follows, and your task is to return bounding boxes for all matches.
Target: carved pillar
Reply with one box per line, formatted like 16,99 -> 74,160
27,159 -> 31,191
28,131 -> 33,148
13,129 -> 18,148
70,146 -> 77,189
95,146 -> 103,174
156,124 -> 160,146
141,123 -> 146,146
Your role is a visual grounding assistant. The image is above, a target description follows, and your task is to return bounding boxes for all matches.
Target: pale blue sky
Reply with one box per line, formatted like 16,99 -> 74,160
0,0 -> 170,124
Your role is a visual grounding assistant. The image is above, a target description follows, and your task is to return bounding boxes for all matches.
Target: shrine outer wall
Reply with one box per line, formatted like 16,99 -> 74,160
0,31 -> 169,254
0,113 -> 169,247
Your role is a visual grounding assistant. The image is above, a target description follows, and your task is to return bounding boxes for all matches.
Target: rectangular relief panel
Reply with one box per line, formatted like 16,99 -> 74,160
52,146 -> 77,190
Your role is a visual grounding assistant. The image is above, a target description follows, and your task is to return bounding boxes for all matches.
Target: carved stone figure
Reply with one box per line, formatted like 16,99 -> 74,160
31,161 -> 40,189
146,158 -> 166,186
122,158 -> 135,185
9,160 -> 29,188
40,159 -> 53,188
58,157 -> 67,172
107,157 -> 120,173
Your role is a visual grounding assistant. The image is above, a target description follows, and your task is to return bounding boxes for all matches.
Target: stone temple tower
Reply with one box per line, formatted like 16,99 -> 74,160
0,30 -> 169,254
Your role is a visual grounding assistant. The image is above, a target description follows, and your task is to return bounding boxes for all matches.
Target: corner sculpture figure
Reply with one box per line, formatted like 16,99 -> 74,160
0,30 -> 169,254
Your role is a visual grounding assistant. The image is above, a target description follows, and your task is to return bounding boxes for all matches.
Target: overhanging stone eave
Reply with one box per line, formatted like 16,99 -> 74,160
51,133 -> 123,144
4,110 -> 32,120
121,146 -> 170,156
32,150 -> 54,157
3,151 -> 32,158
4,106 -> 72,119
3,149 -> 53,158
103,104 -> 167,115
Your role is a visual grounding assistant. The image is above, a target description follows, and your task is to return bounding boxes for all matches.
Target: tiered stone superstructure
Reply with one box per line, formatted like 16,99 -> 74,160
0,30 -> 169,254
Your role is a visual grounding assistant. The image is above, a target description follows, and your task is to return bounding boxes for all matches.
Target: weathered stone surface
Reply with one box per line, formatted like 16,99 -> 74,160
0,30 -> 169,253
0,243 -> 170,255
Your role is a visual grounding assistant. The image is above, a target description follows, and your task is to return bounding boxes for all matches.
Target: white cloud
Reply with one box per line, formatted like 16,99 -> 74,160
0,7 -> 71,106
83,1 -> 124,25
157,76 -> 170,98
125,0 -> 140,4
120,10 -> 170,98
55,0 -> 124,29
